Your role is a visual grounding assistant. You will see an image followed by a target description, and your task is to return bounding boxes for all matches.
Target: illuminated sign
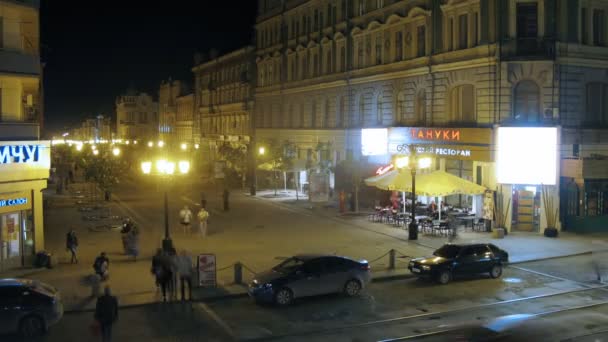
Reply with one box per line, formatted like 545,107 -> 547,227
361,128 -> 388,156
0,197 -> 27,208
497,127 -> 558,185
0,145 -> 40,164
375,164 -> 394,175
410,128 -> 461,141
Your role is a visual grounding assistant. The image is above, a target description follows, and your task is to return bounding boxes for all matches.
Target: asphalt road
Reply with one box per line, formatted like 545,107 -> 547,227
22,178 -> 608,342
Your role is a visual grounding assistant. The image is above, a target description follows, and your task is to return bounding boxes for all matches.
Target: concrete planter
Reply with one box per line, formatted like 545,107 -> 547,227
492,228 -> 506,239
544,227 -> 559,238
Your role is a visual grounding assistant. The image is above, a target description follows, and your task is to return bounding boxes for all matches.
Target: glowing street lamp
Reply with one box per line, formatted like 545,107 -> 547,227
194,144 -> 200,150
395,146 -> 432,241
112,147 -> 121,156
259,146 -> 265,155
141,161 -> 152,174
75,144 -> 83,152
157,141 -> 165,148
180,143 -> 187,151
148,141 -> 154,148
178,161 -> 190,174
93,149 -> 99,156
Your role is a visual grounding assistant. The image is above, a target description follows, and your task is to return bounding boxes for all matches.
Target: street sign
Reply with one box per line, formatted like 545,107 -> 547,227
197,254 -> 217,287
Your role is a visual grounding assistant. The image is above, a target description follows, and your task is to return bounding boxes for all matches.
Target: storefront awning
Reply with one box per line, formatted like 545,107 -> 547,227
365,169 -> 486,196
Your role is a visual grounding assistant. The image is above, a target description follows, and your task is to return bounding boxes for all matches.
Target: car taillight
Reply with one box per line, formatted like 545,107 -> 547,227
361,264 -> 370,271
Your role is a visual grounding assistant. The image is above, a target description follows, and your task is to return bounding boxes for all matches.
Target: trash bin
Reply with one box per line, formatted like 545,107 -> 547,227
34,251 -> 53,269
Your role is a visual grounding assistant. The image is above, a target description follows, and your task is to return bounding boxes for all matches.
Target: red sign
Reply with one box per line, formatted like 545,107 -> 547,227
375,164 -> 394,175
410,128 -> 461,141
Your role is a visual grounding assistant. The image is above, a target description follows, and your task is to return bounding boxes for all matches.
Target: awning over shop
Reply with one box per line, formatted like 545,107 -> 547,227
364,169 -> 486,196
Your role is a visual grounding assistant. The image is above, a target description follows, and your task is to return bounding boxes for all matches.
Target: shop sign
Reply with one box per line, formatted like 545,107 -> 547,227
375,164 -> 394,175
388,127 -> 492,162
0,144 -> 41,164
0,191 -> 31,214
198,254 -> 217,287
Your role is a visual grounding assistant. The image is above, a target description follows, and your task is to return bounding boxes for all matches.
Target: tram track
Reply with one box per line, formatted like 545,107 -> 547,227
243,284 -> 608,341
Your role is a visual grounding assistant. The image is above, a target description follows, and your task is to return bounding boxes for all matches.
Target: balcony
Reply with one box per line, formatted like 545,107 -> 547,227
500,38 -> 555,61
0,48 -> 40,76
0,121 -> 39,140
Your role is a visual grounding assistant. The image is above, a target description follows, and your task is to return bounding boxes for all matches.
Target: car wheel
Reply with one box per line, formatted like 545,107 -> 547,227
490,264 -> 503,279
344,279 -> 362,297
20,315 -> 45,337
274,288 -> 293,306
436,270 -> 452,285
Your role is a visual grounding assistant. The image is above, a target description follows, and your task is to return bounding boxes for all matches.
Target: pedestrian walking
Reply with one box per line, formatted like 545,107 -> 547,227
94,286 -> 118,342
223,189 -> 230,211
126,226 -> 140,261
93,252 -> 110,281
169,248 -> 179,300
197,207 -> 209,237
66,228 -> 79,264
151,249 -> 163,290
179,205 -> 193,234
177,250 -> 193,301
200,191 -> 207,209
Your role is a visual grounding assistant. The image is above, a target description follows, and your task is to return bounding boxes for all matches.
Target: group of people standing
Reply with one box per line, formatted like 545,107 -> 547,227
151,248 -> 193,302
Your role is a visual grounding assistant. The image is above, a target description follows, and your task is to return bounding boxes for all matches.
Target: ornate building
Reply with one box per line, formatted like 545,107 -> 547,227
254,0 -> 608,233
115,91 -> 158,142
193,46 -> 256,171
158,80 -> 193,145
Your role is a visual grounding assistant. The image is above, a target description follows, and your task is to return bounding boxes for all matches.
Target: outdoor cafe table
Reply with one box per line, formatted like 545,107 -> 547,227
456,215 -> 477,229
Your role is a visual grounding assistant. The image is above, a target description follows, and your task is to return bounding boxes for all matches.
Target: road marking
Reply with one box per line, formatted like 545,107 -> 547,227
510,265 -> 608,291
196,302 -> 237,341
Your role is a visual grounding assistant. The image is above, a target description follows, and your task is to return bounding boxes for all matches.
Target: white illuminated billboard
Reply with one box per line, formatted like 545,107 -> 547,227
496,127 -> 557,185
361,128 -> 388,156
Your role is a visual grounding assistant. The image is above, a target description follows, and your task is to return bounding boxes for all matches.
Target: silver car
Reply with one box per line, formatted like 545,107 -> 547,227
0,278 -> 63,337
249,254 -> 372,306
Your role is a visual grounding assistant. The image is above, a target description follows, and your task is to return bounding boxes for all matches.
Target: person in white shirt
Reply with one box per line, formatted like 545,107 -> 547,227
179,205 -> 193,235
197,207 -> 210,237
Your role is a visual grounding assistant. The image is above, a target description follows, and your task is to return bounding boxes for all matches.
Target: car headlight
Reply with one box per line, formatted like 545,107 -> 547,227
422,265 -> 431,271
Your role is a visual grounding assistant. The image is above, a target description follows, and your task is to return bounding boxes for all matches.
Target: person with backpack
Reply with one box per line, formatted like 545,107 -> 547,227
94,286 -> 118,342
66,228 -> 79,264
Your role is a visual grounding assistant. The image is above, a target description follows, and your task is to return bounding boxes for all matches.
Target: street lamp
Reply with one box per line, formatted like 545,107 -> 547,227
395,146 -> 431,240
112,147 -> 121,156
258,146 -> 265,155
180,143 -> 187,151
157,141 -> 165,148
141,158 -> 190,252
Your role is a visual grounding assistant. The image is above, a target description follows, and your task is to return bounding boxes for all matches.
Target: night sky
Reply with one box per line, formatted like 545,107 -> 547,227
40,0 -> 257,135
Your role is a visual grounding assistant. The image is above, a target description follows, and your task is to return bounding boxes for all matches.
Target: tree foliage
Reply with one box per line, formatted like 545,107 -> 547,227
78,146 -> 128,195
217,142 -> 248,188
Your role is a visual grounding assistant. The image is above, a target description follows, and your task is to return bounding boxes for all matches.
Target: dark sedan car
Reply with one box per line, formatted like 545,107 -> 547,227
248,254 -> 371,306
408,243 -> 509,284
0,278 -> 63,337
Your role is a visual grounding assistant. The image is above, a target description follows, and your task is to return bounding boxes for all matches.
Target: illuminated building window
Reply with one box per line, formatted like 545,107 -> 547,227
586,82 -> 608,125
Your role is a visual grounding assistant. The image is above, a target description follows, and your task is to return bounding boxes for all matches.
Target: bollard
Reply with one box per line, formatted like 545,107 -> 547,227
389,249 -> 396,270
234,262 -> 243,285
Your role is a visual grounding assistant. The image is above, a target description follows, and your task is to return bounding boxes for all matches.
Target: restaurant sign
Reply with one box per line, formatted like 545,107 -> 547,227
388,127 -> 492,162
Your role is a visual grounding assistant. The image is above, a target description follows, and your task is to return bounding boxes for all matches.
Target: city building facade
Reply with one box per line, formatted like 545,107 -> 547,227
254,0 -> 608,233
193,46 -> 256,174
159,80 -> 194,145
0,0 -> 49,270
70,115 -> 112,143
115,91 -> 158,143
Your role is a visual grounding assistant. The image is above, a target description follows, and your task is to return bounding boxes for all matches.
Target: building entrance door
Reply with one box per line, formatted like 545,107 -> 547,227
512,186 -> 540,232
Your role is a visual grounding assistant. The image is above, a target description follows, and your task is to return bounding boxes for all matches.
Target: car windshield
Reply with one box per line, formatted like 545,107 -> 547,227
433,245 -> 462,258
273,257 -> 305,273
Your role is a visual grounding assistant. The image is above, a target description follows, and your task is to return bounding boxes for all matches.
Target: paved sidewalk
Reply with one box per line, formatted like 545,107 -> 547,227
252,189 -> 608,264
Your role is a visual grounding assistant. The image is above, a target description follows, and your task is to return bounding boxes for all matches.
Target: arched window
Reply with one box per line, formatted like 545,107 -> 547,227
415,90 -> 426,124
449,84 -> 475,122
514,80 -> 540,122
376,94 -> 384,125
396,91 -> 407,123
359,94 -> 366,126
586,82 -> 608,125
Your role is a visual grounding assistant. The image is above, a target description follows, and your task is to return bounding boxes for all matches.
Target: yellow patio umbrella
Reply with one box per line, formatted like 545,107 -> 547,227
364,169 -> 413,191
415,170 -> 486,197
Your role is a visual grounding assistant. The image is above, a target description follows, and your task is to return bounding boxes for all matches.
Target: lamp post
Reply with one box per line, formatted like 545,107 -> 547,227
141,159 -> 190,252
395,146 -> 431,240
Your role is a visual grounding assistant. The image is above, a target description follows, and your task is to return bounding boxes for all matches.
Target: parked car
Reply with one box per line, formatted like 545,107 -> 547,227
0,278 -> 63,337
408,243 -> 509,284
248,254 -> 371,306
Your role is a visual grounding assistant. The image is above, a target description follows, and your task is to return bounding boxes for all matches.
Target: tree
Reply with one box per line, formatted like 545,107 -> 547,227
217,142 -> 248,189
79,146 -> 128,201
258,139 -> 295,195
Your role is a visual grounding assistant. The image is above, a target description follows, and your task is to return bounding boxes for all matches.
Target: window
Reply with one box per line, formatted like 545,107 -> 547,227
376,94 -> 383,125
339,96 -> 347,127
514,80 -> 540,122
358,94 -> 366,126
395,31 -> 403,62
311,100 -> 317,127
342,0 -> 347,19
313,53 -> 319,77
450,84 -> 475,122
375,34 -> 382,64
458,14 -> 468,49
472,12 -> 478,47
340,46 -> 346,72
516,3 -> 538,39
323,100 -> 330,127
314,9 -> 319,31
447,18 -> 454,51
593,9 -> 606,46
396,91 -> 406,122
586,83 -> 608,125
415,90 -> 426,124
582,8 -> 589,45
417,25 -> 426,57
326,50 -> 332,73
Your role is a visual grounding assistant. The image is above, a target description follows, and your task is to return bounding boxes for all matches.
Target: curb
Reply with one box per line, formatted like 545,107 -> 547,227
507,251 -> 594,265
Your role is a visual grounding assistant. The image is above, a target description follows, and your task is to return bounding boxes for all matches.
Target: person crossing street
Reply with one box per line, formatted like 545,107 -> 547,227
179,205 -> 193,234
197,207 -> 209,237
